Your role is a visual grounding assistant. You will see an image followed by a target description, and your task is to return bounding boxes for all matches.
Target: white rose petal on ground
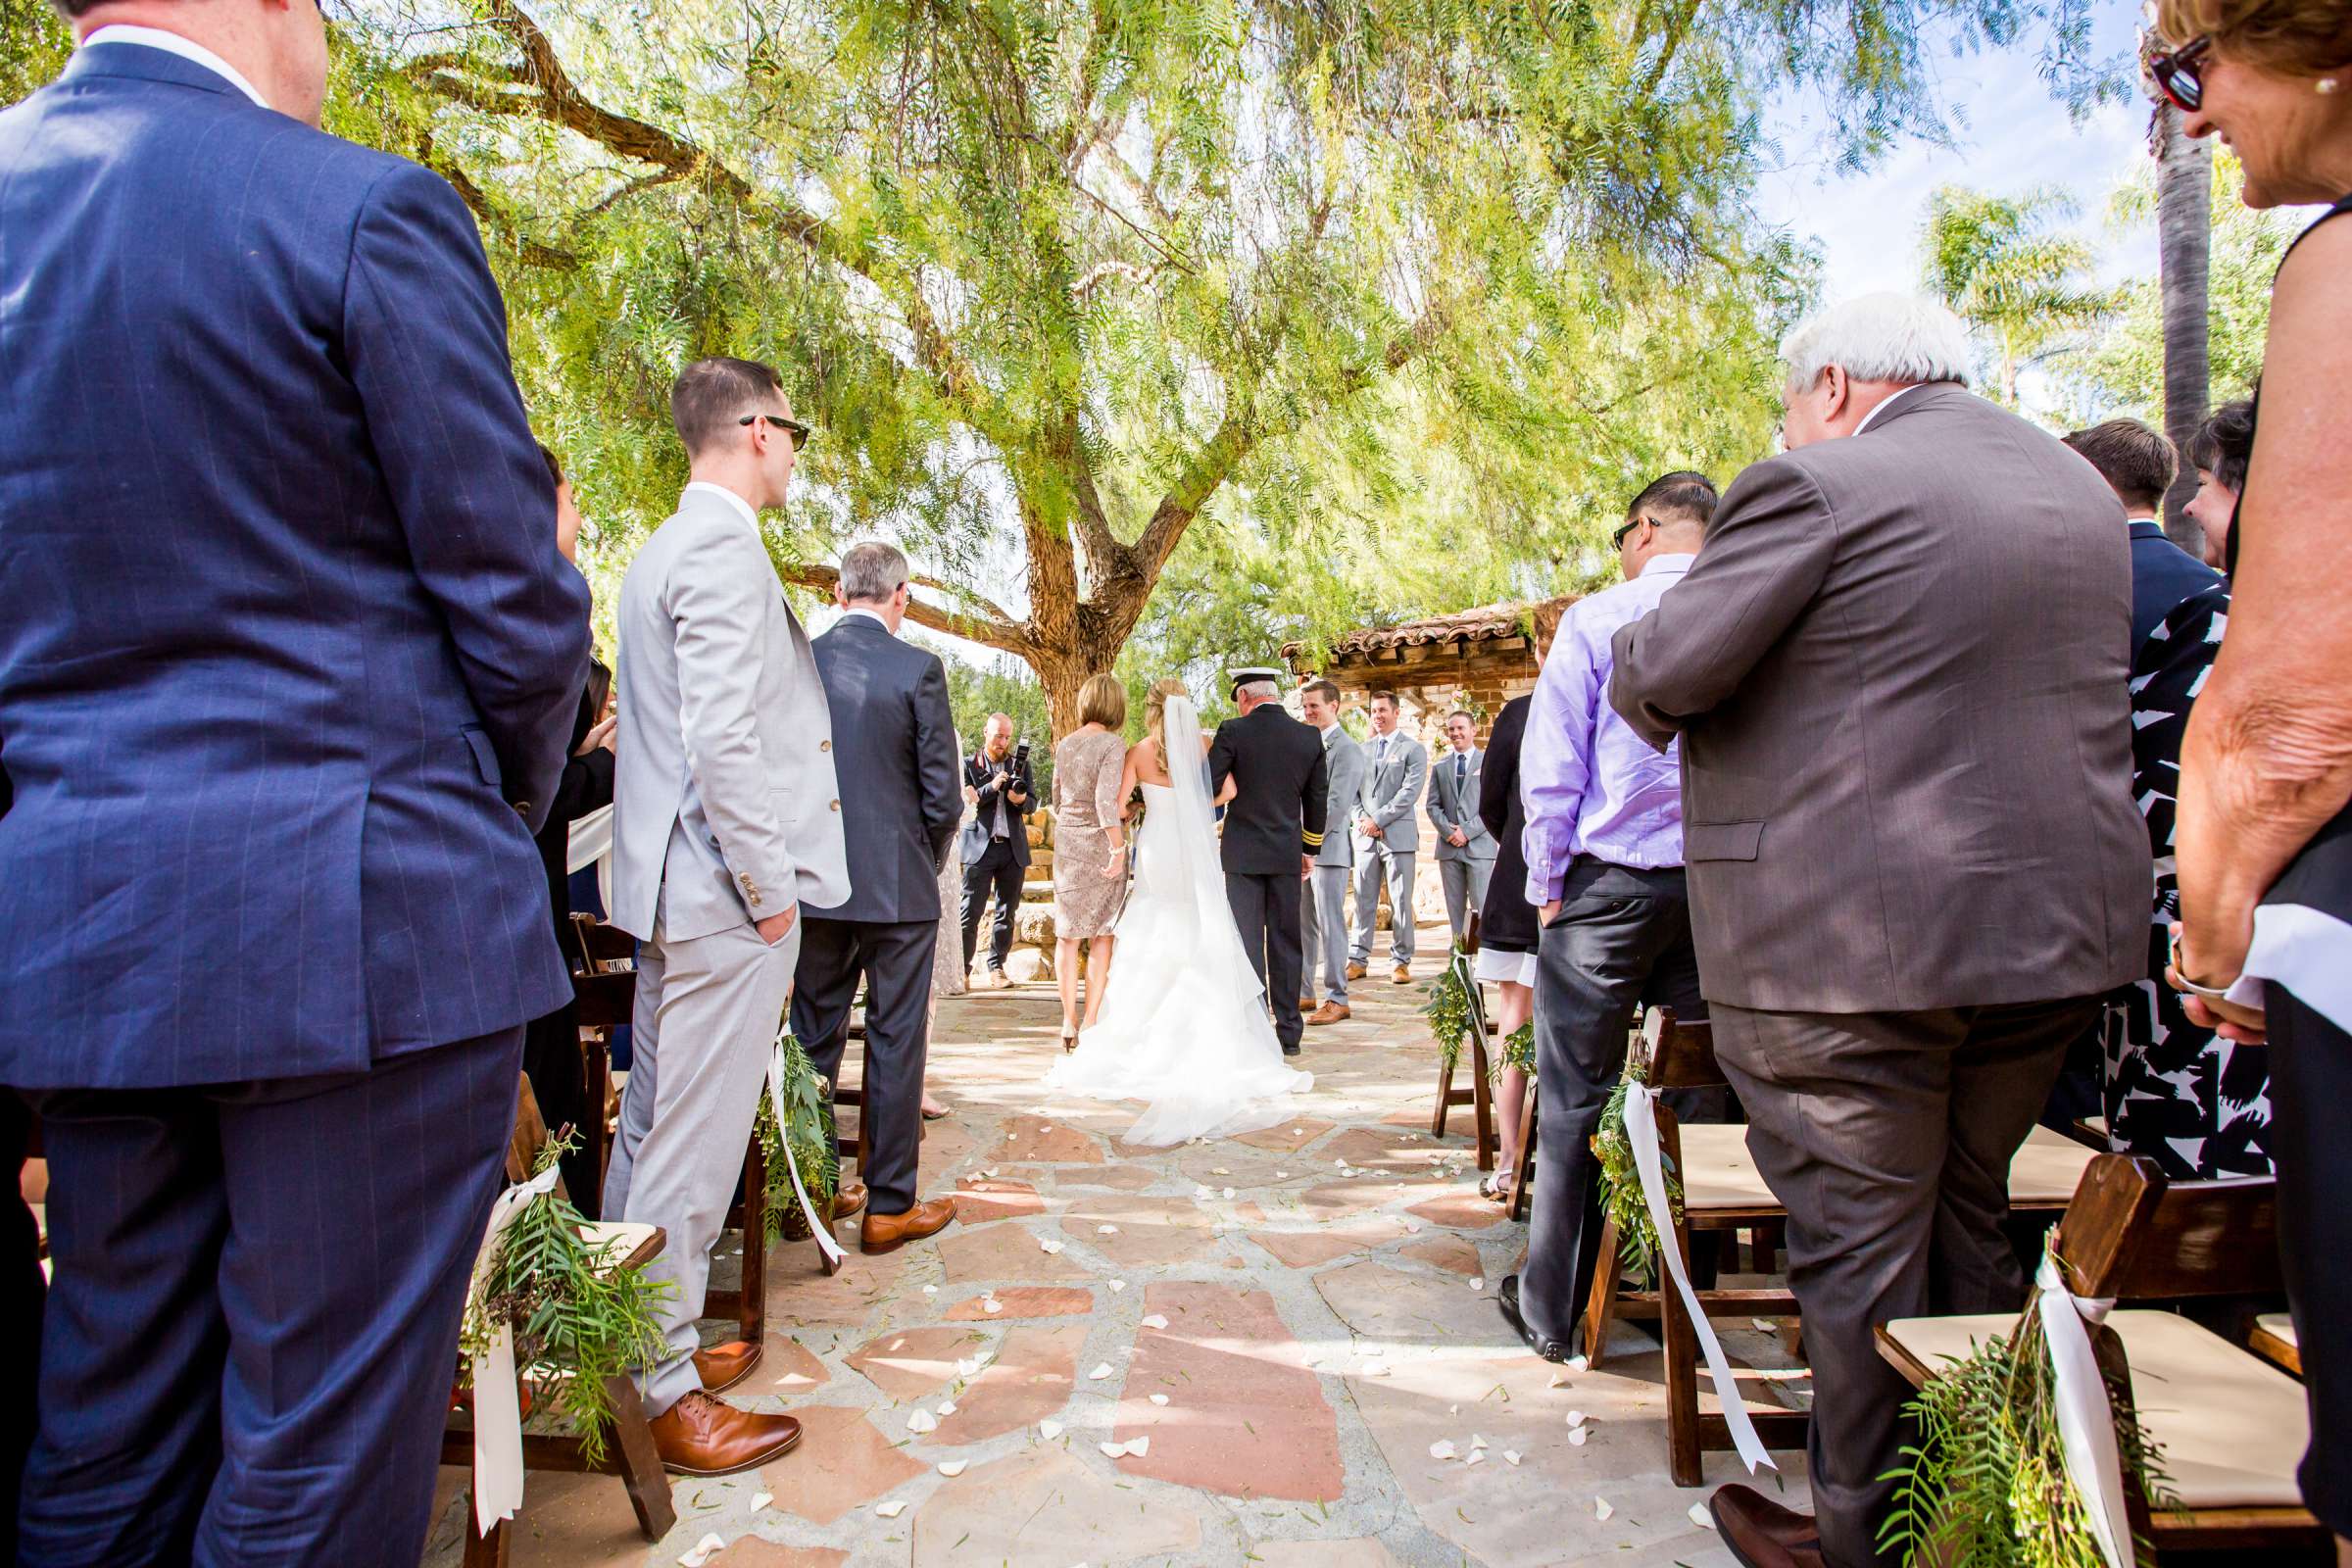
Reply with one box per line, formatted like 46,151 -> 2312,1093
1547,1370 -> 1573,1389
1128,1435 -> 1150,1456
1594,1498 -> 1614,1522
1088,1362 -> 1114,1380
1566,1409 -> 1587,1427
749,1491 -> 772,1510
936,1400 -> 957,1417
1099,1224 -> 1119,1234
1568,1425 -> 1590,1446
1469,1433 -> 1488,1450
1039,1238 -> 1065,1254
905,1408 -> 938,1435
1690,1502 -> 1717,1530
1503,1450 -> 1521,1467
1469,1277 -> 1484,1291
874,1499 -> 907,1519
1149,1394 -> 1169,1405
985,1299 -> 1004,1314
677,1533 -> 727,1568
1211,1167 -> 1230,1175
1109,1280 -> 1127,1293
938,1460 -> 968,1477
1140,1314 -> 1170,1331
922,1284 -> 939,1295
1428,1441 -> 1456,1461
1039,1419 -> 1064,1441
1195,1185 -> 1212,1200
1567,1354 -> 1590,1372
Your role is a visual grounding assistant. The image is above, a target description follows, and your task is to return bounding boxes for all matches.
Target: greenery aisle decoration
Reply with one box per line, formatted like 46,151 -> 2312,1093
1491,1021 -> 1535,1083
460,1135 -> 672,1466
755,1029 -> 839,1244
1591,1058 -> 1681,1288
1422,946 -> 1477,1074
1880,1255 -> 2175,1568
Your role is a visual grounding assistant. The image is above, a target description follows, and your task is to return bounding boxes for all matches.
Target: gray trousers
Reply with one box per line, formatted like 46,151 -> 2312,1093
1348,846 -> 1416,966
1520,860 -> 1717,1350
1437,855 -> 1494,945
1711,996 -> 2094,1568
604,914 -> 800,1416
1301,864 -> 1351,1003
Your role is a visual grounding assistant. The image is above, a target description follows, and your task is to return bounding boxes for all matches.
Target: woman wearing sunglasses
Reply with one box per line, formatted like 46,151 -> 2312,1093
2156,0 -> 2352,1554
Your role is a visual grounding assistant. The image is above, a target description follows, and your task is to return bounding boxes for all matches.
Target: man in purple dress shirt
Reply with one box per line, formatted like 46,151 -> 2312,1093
1497,472 -> 1724,1363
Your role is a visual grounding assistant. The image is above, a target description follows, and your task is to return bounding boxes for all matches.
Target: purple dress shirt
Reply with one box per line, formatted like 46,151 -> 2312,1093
1520,554 -> 1693,904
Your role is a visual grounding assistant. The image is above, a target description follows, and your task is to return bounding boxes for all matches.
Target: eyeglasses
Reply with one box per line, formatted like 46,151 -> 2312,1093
740,413 -> 812,452
1611,515 -> 1651,551
2149,35 -> 2210,113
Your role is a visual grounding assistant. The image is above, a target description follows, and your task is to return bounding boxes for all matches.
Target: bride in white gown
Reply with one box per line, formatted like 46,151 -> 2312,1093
1046,681 -> 1312,1145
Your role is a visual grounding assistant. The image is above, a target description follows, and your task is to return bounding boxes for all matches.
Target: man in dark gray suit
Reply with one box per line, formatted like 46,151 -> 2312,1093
1610,295 -> 2145,1568
791,543 -> 964,1254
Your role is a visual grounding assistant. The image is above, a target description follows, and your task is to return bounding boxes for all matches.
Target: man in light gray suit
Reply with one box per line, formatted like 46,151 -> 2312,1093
1298,678 -> 1366,1024
1610,296 -> 2144,1568
1426,710 -> 1496,946
607,358 -> 852,1478
1348,690 -> 1430,984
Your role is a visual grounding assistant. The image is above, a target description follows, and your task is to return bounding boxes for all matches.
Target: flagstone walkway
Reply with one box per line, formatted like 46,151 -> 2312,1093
424,925 -> 1811,1567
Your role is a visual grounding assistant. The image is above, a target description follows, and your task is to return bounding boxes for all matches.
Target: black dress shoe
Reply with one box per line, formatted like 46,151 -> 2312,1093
1282,1043 -> 1301,1056
1496,1274 -> 1574,1364
1708,1484 -> 1827,1568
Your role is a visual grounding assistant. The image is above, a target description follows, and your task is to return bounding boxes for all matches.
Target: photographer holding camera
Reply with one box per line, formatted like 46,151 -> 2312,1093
958,712 -> 1036,988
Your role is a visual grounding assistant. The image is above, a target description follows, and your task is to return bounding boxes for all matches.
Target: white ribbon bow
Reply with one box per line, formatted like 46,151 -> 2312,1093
2034,1251 -> 2131,1568
769,1038 -> 844,1266
1620,1086 -> 1777,1474
467,1164 -> 563,1536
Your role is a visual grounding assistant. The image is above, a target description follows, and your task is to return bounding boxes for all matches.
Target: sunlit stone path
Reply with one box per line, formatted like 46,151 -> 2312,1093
424,921 -> 1808,1566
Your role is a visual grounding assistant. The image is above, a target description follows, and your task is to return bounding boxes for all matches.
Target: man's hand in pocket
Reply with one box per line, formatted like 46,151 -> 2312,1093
757,906 -> 800,946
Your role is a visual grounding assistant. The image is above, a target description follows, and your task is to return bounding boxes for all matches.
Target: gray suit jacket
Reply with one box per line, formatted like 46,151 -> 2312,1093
1426,747 -> 1497,863
1353,731 -> 1428,859
1313,725 -> 1367,868
610,487 -> 851,943
1609,382 -> 2144,1013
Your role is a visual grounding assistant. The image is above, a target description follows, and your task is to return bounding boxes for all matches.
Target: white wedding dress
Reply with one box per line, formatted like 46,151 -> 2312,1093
1046,696 -> 1312,1145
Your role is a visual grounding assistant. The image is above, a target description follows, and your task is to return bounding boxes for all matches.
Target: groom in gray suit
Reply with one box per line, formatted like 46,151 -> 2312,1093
608,359 -> 850,1476
1427,710 -> 1497,946
1298,679 -> 1366,1024
1348,691 -> 1430,984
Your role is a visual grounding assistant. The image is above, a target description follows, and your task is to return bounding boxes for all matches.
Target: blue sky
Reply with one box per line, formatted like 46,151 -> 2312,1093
1754,0 -> 2157,305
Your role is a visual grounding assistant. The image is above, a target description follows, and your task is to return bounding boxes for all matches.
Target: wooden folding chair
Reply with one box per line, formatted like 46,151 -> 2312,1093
447,1075 -> 675,1568
1429,918 -> 1497,1170
2250,1312 -> 2301,1377
1877,1155 -> 2325,1558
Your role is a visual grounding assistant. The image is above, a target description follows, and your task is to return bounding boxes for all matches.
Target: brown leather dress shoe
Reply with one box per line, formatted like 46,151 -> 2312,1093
1345,961 -> 1368,981
1297,997 -> 1315,1010
831,1180 -> 867,1221
1391,962 -> 1412,984
691,1340 -> 762,1395
1708,1484 -> 1827,1568
647,1390 -> 802,1476
860,1196 -> 957,1254
1306,1002 -> 1351,1025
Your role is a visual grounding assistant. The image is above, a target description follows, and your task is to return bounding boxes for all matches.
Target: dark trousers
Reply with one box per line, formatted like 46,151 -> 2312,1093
20,1027 -> 523,1568
2266,979 -> 2352,1536
521,999 -> 598,1219
791,917 -> 938,1215
1226,869 -> 1306,1052
959,838 -> 1023,975
1519,859 -> 1718,1347
0,1093 -> 42,1564
1710,997 -> 2095,1568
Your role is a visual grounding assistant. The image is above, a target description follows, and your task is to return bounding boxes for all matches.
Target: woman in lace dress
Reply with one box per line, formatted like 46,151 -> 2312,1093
1052,675 -> 1131,1047
919,726 -> 974,1119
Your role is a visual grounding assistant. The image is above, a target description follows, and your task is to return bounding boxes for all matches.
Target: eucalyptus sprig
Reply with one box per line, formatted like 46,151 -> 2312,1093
1592,1058 -> 1682,1289
755,1029 -> 839,1243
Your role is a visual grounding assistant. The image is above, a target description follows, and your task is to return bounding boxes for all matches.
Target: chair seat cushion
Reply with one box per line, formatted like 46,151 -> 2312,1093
1883,1308 -> 2309,1510
1676,1124 -> 2096,1212
2257,1311 -> 2296,1349
578,1219 -> 662,1270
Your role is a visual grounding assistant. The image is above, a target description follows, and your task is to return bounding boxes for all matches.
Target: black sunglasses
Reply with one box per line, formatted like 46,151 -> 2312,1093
740,413 -> 812,452
1611,515 -> 1651,550
2149,35 -> 2209,113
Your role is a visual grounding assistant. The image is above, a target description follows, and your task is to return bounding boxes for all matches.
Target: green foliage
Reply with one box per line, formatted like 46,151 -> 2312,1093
1923,184 -> 2113,405
1492,1020 -> 1536,1083
2075,151 -> 2295,424
1423,946 -> 1479,1074
755,1030 -> 839,1244
1880,1264 -> 2177,1568
461,1135 -> 674,1467
0,0 -> 71,106
1592,1056 -> 1682,1289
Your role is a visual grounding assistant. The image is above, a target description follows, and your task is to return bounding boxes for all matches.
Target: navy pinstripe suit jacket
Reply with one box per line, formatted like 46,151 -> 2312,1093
0,44 -> 591,1088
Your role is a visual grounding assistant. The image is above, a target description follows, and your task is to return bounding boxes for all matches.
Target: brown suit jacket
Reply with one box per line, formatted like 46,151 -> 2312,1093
1609,382 -> 2146,1013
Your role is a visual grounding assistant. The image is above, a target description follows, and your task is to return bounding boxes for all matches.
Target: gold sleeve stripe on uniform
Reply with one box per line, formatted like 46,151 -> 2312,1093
1301,830 -> 1325,847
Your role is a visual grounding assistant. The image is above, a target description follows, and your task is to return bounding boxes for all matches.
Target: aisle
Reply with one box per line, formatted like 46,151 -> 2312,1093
423,925 -> 1804,1566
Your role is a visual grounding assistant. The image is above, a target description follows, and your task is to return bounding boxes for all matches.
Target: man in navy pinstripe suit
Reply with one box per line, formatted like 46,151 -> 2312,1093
0,3 -> 590,1562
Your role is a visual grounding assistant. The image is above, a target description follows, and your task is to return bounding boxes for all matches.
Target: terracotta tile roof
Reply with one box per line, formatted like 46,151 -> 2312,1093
1282,597 -> 1573,664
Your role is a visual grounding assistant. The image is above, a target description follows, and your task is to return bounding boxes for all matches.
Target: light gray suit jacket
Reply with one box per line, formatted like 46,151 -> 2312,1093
1426,747 -> 1497,863
611,487 -> 851,943
1609,382 -> 2145,1013
1352,731 -> 1428,860
1313,725 -> 1367,868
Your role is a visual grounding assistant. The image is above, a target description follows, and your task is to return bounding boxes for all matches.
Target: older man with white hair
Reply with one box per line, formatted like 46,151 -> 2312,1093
1610,295 -> 2145,1568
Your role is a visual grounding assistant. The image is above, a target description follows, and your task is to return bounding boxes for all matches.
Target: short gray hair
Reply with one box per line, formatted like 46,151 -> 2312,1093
1238,679 -> 1279,702
1781,294 -> 1970,394
838,540 -> 909,605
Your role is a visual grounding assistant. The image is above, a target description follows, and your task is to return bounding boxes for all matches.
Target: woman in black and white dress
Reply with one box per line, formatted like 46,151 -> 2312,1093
1475,690 -> 1539,1203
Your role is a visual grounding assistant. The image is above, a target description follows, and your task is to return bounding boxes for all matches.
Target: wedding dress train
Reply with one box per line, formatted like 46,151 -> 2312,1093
1046,697 -> 1312,1145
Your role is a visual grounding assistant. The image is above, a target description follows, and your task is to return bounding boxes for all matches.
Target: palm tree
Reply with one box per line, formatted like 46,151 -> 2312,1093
1922,185 -> 2113,406
2153,101 -> 2215,550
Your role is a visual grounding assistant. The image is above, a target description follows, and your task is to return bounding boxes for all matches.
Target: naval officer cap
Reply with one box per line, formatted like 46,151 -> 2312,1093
1228,666 -> 1285,698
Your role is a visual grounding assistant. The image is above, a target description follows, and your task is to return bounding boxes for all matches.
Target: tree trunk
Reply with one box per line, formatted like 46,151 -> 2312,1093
2155,105 -> 2213,551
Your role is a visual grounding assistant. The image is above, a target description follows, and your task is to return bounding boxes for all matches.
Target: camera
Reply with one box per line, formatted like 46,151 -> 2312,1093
1013,741 -> 1031,766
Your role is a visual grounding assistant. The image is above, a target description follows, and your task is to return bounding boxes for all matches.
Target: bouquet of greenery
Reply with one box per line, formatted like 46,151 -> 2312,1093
460,1134 -> 673,1466
754,1028 -> 839,1243
1491,1021 -> 1535,1082
1880,1259 -> 2175,1568
1422,945 -> 1479,1073
1591,1054 -> 1681,1288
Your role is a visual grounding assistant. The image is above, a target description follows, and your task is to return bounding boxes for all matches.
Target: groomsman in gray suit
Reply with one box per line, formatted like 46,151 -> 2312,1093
1298,679 -> 1366,1024
1348,691 -> 1430,984
608,359 -> 851,1477
1427,710 -> 1496,946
